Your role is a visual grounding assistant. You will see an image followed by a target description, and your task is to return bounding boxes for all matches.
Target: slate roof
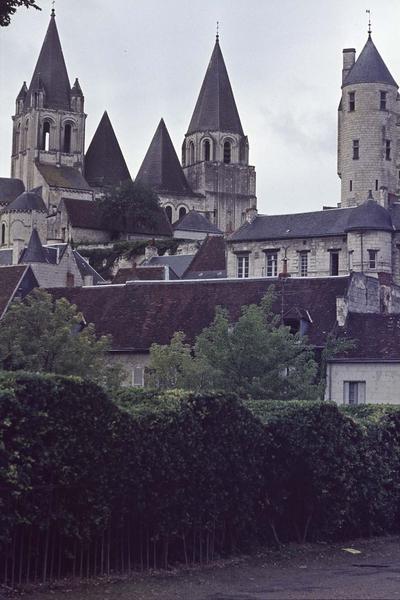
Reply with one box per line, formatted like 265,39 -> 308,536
334,313 -> 400,361
85,111 -> 131,187
6,191 -> 46,212
72,250 -> 105,285
0,265 -> 33,318
113,266 -> 166,284
173,210 -> 223,234
184,235 -> 226,276
187,38 -> 244,135
36,163 -> 90,190
343,35 -> 398,88
20,229 -> 48,264
136,119 -> 194,196
62,198 -> 173,237
0,178 -> 25,206
146,255 -> 195,278
346,198 -> 393,232
48,276 -> 349,351
25,12 -> 72,110
0,250 -> 13,266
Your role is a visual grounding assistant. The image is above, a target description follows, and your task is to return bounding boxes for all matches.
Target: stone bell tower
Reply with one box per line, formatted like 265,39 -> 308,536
182,34 -> 256,233
11,9 -> 86,197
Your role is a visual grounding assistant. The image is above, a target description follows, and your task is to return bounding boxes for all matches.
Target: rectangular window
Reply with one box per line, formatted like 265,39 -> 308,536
132,366 -> 144,387
265,252 -> 278,277
348,91 -> 355,111
349,250 -> 354,271
237,255 -> 249,278
330,251 -> 339,276
380,91 -> 387,110
344,381 -> 366,405
385,139 -> 391,160
353,139 -> 359,160
349,180 -> 353,192
375,179 -> 379,191
299,251 -> 308,277
368,249 -> 378,269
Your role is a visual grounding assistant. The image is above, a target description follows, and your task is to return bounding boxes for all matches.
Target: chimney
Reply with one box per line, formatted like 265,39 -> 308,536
12,238 -> 25,265
245,206 -> 258,224
342,48 -> 356,84
145,239 -> 159,261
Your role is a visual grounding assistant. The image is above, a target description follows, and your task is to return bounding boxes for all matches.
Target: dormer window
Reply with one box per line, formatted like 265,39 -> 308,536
380,91 -> 387,110
348,91 -> 355,111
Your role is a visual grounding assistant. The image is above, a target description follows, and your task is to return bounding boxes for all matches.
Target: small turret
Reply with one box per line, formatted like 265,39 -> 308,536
71,78 -> 84,112
15,82 -> 27,115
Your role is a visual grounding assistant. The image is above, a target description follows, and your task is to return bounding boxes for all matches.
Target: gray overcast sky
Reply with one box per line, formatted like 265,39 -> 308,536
1,0 -> 399,215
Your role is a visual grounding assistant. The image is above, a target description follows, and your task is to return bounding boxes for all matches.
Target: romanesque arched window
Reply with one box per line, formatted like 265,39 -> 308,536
179,206 -> 187,220
165,206 -> 173,223
223,141 -> 231,164
1,223 -> 5,246
203,139 -> 211,161
189,141 -> 195,165
13,123 -> 21,155
41,121 -> 51,151
63,123 -> 72,153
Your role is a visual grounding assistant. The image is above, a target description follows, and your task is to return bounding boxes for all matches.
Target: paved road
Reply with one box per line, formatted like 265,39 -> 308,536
23,537 -> 400,599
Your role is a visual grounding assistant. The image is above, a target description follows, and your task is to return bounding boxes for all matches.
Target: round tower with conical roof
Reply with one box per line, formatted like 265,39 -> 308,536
338,33 -> 400,208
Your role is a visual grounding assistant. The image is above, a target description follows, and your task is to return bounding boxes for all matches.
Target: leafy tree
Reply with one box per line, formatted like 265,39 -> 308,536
148,291 -> 320,399
97,180 -> 162,235
0,0 -> 41,27
0,289 -> 122,388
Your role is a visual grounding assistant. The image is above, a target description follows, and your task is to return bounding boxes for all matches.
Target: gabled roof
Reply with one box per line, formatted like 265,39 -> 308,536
136,119 -> 194,196
173,209 -> 223,234
25,12 -> 71,110
0,265 -> 37,319
72,250 -> 105,285
20,229 -> 48,264
7,191 -> 46,212
343,35 -> 398,88
0,178 -> 25,206
36,163 -> 90,190
85,111 -> 131,188
48,276 -> 349,352
187,38 -> 244,135
62,198 -> 173,237
185,235 -> 226,276
146,255 -> 195,278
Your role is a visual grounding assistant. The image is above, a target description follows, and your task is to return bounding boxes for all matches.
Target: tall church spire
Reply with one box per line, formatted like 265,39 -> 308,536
186,37 -> 244,136
25,11 -> 71,110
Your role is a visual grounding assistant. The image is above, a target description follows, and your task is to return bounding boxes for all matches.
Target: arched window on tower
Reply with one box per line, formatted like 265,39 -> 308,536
189,142 -> 195,165
165,206 -> 173,223
1,224 -> 5,246
179,206 -> 187,220
182,142 -> 186,167
13,123 -> 21,155
223,141 -> 231,164
63,123 -> 72,153
41,121 -> 51,151
203,139 -> 211,161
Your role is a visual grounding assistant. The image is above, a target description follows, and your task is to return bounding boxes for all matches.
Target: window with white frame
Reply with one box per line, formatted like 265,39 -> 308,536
343,381 -> 366,405
368,249 -> 378,269
299,251 -> 308,277
265,251 -> 278,277
132,366 -> 144,387
237,254 -> 249,278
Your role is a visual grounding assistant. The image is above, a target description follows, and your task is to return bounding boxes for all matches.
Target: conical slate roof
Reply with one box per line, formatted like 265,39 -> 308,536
17,82 -> 28,100
85,111 -> 131,187
25,11 -> 71,110
20,229 -> 48,264
343,35 -> 398,88
7,191 -> 46,212
71,78 -> 83,97
346,193 -> 393,232
187,38 -> 244,135
136,119 -> 194,195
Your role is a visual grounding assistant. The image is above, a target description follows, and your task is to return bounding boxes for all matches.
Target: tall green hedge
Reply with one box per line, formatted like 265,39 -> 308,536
1,373 -> 400,586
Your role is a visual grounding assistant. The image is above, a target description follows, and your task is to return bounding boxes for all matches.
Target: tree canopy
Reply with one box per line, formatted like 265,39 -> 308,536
147,291 -> 321,400
0,289 -> 121,388
97,180 -> 162,234
0,0 -> 41,27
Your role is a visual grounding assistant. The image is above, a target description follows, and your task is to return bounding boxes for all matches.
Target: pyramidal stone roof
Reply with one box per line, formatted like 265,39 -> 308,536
20,229 -> 48,264
343,35 -> 398,88
85,111 -> 131,188
187,37 -> 244,135
136,119 -> 194,196
25,11 -> 71,110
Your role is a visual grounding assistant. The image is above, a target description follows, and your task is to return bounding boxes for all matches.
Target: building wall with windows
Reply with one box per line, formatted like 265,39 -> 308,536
325,361 -> 400,404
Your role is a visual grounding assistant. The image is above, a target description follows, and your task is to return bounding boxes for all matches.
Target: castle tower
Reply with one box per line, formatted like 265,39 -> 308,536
338,32 -> 400,208
182,35 -> 256,233
11,9 -> 86,196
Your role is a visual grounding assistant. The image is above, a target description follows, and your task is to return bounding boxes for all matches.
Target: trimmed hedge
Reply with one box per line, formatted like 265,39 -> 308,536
1,374 -> 400,586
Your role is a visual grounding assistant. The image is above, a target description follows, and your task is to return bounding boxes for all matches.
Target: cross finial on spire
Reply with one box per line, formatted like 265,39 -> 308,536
216,21 -> 219,42
51,0 -> 55,17
366,9 -> 372,35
